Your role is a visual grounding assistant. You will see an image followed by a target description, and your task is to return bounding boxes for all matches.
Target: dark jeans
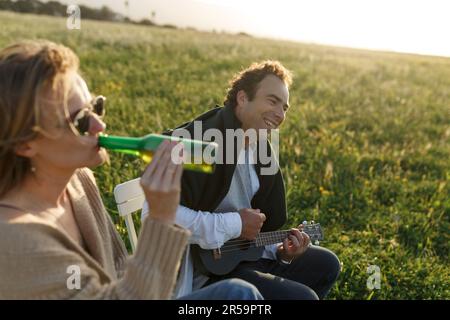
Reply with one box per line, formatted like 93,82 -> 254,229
204,245 -> 340,300
180,278 -> 263,300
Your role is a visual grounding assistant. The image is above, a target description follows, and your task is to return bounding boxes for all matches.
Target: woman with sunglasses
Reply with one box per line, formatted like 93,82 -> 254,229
0,40 -> 262,300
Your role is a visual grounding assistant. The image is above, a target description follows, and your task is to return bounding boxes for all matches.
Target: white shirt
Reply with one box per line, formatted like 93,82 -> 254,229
141,147 -> 279,298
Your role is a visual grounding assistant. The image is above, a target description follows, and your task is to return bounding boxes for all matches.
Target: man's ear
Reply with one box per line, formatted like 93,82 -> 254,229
236,90 -> 248,109
14,140 -> 38,159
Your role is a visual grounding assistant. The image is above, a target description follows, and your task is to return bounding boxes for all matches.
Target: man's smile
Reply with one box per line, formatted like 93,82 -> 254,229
263,117 -> 278,129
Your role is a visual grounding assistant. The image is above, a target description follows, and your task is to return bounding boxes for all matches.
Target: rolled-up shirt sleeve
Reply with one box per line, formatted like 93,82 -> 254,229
141,202 -> 241,249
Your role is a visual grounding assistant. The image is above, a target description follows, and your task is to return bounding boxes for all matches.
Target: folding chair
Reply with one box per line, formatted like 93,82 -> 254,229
113,178 -> 145,253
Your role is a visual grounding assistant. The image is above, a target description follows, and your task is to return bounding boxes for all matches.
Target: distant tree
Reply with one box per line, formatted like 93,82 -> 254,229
237,32 -> 251,37
161,24 -> 177,29
0,0 -> 13,10
45,1 -> 66,16
138,18 -> 155,26
99,5 -> 116,20
0,0 -> 139,24
11,0 -> 35,13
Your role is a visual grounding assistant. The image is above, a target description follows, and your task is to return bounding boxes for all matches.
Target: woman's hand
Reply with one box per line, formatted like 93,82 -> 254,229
140,140 -> 183,224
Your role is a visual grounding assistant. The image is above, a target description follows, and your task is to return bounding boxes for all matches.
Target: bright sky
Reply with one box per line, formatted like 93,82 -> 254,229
54,0 -> 450,57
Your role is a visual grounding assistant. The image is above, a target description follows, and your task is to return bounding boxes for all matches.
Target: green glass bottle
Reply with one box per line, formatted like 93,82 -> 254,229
98,133 -> 217,174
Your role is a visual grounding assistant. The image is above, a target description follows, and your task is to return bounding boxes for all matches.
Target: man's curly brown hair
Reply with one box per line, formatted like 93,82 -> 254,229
223,60 -> 293,108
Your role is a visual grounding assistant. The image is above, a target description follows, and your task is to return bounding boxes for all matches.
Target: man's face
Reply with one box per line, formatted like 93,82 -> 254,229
234,74 -> 290,132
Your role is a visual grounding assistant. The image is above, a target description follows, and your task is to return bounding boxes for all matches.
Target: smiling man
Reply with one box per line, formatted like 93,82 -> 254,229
142,61 -> 340,300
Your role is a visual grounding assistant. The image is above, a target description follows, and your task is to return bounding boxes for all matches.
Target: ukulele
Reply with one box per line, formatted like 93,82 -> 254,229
192,221 -> 324,275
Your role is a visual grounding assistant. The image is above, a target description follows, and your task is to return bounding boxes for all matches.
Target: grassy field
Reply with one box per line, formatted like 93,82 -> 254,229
0,11 -> 448,299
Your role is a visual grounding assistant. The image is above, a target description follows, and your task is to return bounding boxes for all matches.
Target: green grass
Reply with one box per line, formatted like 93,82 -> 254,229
1,11 -> 449,299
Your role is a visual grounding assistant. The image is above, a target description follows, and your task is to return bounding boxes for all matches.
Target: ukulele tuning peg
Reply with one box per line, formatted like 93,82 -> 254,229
302,220 -> 308,226
310,220 -> 315,225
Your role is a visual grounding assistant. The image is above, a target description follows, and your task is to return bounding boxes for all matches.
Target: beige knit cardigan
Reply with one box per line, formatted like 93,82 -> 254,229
0,168 -> 191,299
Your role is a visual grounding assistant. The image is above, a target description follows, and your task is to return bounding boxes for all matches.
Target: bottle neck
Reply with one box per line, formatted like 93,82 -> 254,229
98,134 -> 144,151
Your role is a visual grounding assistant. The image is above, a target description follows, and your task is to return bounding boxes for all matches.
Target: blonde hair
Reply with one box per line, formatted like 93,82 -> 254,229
0,40 -> 79,197
223,60 -> 293,108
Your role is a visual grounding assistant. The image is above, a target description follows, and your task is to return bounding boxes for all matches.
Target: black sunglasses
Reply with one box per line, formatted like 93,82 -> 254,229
70,95 -> 106,135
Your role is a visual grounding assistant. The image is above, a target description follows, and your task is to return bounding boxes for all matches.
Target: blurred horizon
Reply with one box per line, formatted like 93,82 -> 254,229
43,0 -> 450,58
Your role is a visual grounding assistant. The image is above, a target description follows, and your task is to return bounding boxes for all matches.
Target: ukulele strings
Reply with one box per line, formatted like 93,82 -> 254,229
221,228 -> 318,246
216,231 -> 319,254
221,230 -> 318,247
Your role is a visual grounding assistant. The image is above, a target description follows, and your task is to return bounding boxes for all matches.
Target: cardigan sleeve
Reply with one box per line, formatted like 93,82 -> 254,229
0,217 -> 190,300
